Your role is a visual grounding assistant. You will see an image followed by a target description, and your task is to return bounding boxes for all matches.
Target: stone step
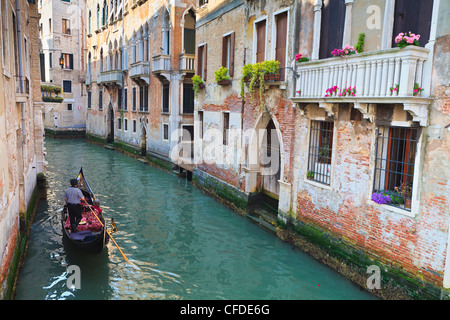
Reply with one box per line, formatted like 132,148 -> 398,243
247,206 -> 279,234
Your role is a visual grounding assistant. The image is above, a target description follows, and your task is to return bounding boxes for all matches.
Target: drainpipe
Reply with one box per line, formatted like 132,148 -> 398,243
15,0 -> 26,145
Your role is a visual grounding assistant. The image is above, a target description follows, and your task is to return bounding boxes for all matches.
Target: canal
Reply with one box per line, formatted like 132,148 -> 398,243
14,138 -> 376,300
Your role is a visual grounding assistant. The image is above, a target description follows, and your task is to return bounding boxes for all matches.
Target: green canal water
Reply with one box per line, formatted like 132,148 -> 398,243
14,138 -> 377,300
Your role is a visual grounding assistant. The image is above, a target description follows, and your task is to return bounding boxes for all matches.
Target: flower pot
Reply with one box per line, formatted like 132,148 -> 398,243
198,83 -> 205,89
405,198 -> 411,209
217,79 -> 231,86
264,73 -> 280,82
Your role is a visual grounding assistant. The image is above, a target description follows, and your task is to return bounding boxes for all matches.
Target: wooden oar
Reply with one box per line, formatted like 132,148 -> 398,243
85,205 -> 139,271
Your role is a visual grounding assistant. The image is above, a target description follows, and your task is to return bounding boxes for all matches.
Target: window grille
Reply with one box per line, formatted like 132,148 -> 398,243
307,120 -> 334,185
373,127 -> 418,211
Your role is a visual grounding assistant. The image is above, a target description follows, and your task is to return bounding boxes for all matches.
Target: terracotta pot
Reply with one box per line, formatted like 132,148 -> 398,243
217,79 -> 231,86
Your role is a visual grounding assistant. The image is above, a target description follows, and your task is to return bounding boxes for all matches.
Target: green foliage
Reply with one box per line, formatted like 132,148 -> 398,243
355,32 -> 365,53
240,60 -> 280,110
192,75 -> 205,99
214,66 -> 230,83
40,85 -> 62,94
42,96 -> 64,103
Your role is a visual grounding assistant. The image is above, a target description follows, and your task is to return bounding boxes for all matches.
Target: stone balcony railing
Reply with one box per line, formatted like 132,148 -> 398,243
152,54 -> 171,74
130,61 -> 150,84
98,69 -> 123,85
292,46 -> 431,125
180,54 -> 195,73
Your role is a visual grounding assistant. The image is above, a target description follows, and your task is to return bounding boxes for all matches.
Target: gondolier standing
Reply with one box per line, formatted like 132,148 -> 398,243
65,178 -> 86,233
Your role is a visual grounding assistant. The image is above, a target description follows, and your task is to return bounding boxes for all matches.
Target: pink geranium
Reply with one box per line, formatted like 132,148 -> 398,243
395,32 -> 420,48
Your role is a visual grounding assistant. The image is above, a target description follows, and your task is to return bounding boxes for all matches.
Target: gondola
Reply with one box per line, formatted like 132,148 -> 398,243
61,168 -> 109,253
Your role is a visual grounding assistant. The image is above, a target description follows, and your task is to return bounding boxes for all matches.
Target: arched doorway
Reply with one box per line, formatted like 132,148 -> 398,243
140,122 -> 147,156
107,102 -> 114,143
261,119 -> 281,207
246,112 -> 283,211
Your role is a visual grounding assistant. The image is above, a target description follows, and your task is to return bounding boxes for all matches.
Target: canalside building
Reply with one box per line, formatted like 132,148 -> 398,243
85,0 -> 196,168
0,0 -> 45,299
39,0 -> 88,137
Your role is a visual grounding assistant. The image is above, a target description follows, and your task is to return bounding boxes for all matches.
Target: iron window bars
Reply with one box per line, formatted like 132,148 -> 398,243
307,120 -> 334,185
373,126 -> 419,211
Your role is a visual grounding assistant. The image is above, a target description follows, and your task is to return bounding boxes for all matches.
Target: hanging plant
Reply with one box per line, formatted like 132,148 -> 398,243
241,60 -> 280,110
355,33 -> 365,53
192,75 -> 205,99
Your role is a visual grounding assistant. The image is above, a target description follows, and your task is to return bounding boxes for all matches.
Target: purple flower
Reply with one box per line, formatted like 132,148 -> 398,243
372,192 -> 392,204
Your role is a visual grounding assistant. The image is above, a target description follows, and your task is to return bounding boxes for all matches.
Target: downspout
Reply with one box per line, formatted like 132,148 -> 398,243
15,0 -> 25,145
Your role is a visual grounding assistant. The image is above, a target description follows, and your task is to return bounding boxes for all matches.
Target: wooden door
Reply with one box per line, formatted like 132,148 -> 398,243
392,0 -> 433,48
319,0 -> 345,59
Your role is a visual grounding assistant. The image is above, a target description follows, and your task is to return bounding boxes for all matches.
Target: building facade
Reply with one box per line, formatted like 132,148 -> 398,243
85,0 -> 196,166
39,0 -> 87,135
0,0 -> 45,299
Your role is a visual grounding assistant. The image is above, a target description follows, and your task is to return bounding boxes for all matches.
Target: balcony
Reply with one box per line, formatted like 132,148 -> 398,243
98,69 -> 123,86
152,54 -> 171,81
15,76 -> 29,102
86,73 -> 92,86
180,54 -> 195,73
292,46 -> 431,125
130,61 -> 150,85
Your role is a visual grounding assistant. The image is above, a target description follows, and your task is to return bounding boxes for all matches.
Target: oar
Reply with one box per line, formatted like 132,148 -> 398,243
85,205 -> 140,271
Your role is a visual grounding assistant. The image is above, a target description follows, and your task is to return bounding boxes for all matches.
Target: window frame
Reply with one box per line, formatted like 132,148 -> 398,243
222,31 -> 235,77
372,126 -> 420,213
197,43 -> 207,81
306,119 -> 335,186
62,80 -> 72,93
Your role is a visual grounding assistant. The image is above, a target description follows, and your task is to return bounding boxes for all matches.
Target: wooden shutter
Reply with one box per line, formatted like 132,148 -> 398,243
197,45 -> 203,77
229,32 -> 235,77
275,12 -> 287,79
203,43 -> 207,81
256,20 -> 266,62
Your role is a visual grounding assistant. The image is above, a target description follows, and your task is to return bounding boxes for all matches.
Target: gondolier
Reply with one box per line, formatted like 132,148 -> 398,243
64,178 -> 86,232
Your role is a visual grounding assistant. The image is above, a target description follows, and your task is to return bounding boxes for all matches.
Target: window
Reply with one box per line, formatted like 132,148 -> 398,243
163,123 -> 169,140
67,103 -> 72,111
63,80 -> 72,92
183,84 -> 194,114
62,53 -> 73,69
124,88 -> 128,111
117,118 -> 122,130
88,10 -> 91,34
373,127 -> 419,211
223,112 -> 230,145
118,88 -> 122,110
222,32 -> 235,77
162,83 -> 169,113
274,11 -> 287,80
198,110 -> 203,139
99,90 -> 103,110
49,52 -> 53,68
49,18 -> 51,33
307,120 -> 334,185
132,87 -> 136,111
62,18 -> 70,34
124,119 -> 128,131
255,19 -> 266,62
197,44 -> 207,81
87,91 -> 92,109
139,86 -> 148,112
133,119 -> 136,133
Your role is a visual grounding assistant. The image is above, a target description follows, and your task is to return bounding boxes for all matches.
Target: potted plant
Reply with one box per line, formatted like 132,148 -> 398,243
215,66 -> 231,86
394,32 -> 420,49
306,171 -> 314,179
394,182 -> 412,209
192,75 -> 205,99
390,84 -> 399,95
295,53 -> 310,63
413,83 -> 423,96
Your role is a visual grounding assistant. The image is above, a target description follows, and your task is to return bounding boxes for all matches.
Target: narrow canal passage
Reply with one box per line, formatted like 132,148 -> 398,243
14,138 -> 376,300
